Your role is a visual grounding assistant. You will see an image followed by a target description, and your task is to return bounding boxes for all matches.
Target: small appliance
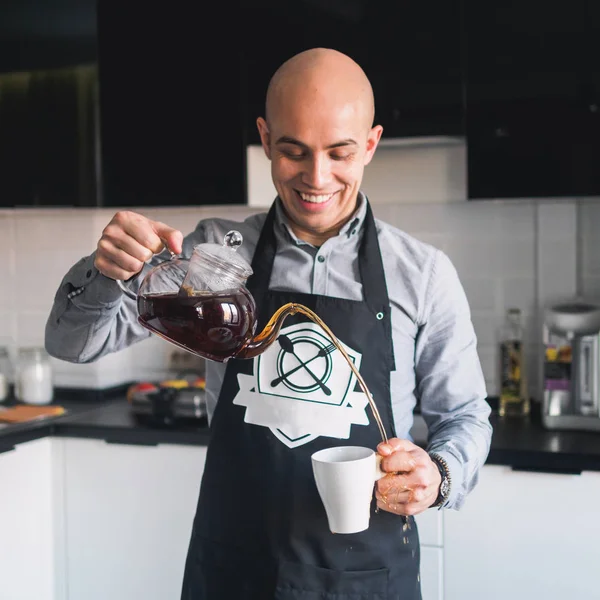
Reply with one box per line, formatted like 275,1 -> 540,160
542,300 -> 600,432
127,377 -> 207,427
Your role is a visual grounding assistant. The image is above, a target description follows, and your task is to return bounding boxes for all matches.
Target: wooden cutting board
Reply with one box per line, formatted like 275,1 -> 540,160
0,405 -> 66,424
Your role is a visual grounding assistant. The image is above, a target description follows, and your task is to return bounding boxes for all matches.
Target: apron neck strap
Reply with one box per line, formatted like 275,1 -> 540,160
247,199 -> 391,316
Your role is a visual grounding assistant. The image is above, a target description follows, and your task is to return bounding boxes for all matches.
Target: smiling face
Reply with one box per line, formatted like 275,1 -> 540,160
256,49 -> 383,246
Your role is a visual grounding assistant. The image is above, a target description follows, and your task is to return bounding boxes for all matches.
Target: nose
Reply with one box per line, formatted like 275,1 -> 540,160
302,154 -> 330,189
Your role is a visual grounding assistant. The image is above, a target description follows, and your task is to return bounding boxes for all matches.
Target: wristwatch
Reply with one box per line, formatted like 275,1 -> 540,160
429,452 -> 451,509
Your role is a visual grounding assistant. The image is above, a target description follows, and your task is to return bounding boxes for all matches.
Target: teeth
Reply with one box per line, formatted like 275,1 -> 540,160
299,192 -> 334,204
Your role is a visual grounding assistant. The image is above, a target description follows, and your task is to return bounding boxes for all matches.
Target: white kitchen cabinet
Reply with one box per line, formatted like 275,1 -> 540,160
444,465 -> 600,600
0,437 -> 59,600
415,508 -> 444,547
415,510 -> 444,600
9,432 -> 599,600
420,546 -> 444,600
62,438 -> 206,600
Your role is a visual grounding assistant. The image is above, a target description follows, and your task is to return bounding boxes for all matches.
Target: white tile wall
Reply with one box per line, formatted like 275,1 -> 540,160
580,199 -> 600,301
0,205 -> 260,389
0,212 -> 17,349
245,142 -> 599,398
2,146 -> 599,398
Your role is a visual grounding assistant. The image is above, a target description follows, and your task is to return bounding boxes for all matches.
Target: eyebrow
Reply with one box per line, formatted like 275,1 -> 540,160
275,136 -> 358,149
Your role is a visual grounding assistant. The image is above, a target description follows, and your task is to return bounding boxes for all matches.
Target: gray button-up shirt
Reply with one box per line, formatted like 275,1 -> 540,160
46,193 -> 492,509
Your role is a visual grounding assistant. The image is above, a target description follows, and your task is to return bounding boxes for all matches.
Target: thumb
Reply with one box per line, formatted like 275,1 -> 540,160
151,220 -> 184,255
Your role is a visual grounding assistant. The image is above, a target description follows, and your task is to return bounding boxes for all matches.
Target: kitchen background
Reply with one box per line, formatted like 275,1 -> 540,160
1,150 -> 599,401
1,2 -> 600,600
1,0 -> 598,408
1,0 -> 598,409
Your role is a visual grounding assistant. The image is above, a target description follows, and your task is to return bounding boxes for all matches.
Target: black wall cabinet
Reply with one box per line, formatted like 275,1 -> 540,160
466,0 -> 600,199
0,65 -> 97,208
97,3 -> 246,208
363,0 -> 464,139
242,0 -> 464,146
0,0 -> 97,207
2,0 -> 598,207
242,0 -> 368,146
573,0 -> 600,196
0,0 -> 96,74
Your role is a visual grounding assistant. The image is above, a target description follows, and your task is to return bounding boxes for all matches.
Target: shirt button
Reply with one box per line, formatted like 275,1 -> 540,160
86,269 -> 92,278
317,256 -> 325,263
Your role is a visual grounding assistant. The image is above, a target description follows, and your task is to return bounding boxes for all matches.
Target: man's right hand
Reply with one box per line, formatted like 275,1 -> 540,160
94,211 -> 184,281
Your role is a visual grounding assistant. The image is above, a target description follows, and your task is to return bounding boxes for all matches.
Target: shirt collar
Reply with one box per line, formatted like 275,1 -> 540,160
273,192 -> 368,247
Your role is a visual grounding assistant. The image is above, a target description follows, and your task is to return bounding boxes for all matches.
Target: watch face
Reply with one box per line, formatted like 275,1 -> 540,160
441,479 -> 450,497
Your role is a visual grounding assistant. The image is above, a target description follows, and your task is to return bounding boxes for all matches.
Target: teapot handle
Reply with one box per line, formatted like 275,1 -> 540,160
116,278 -> 138,301
116,246 -> 179,301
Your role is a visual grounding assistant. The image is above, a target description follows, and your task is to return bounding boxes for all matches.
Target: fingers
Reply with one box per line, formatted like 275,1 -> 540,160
377,437 -> 416,456
377,438 -> 420,474
94,211 -> 183,281
376,474 -> 413,510
153,221 -> 183,255
373,441 -> 442,517
377,472 -> 429,504
375,494 -> 429,516
379,450 -> 418,473
375,473 -> 434,516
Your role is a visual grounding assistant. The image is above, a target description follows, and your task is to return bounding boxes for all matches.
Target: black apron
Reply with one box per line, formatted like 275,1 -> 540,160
181,201 -> 421,600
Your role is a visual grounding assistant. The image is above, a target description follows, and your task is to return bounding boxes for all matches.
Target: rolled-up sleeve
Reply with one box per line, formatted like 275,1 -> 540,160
45,221 -> 214,363
415,250 -> 492,510
44,252 -> 150,363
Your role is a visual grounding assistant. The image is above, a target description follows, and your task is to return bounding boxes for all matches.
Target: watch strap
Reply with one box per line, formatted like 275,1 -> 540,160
429,452 -> 451,509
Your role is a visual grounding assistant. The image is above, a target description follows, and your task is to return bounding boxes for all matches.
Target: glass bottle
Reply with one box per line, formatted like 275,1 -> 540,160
499,308 -> 530,417
15,347 -> 54,405
0,347 -> 11,403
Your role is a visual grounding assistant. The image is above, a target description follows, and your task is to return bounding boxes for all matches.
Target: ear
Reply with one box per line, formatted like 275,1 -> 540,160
363,124 -> 383,166
256,117 -> 272,160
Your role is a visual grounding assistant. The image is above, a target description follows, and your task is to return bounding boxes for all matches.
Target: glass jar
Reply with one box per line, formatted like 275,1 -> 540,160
15,347 -> 54,405
0,347 -> 11,403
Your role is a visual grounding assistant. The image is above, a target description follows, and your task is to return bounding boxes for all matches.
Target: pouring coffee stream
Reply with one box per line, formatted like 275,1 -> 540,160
117,230 -> 389,444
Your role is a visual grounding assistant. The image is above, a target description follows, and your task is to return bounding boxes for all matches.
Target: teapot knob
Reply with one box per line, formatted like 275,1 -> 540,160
223,230 -> 243,251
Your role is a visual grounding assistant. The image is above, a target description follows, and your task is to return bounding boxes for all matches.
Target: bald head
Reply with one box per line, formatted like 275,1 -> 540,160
255,48 -> 383,246
265,48 -> 375,131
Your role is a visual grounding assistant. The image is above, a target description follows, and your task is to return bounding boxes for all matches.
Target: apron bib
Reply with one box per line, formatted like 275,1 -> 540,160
181,202 -> 421,600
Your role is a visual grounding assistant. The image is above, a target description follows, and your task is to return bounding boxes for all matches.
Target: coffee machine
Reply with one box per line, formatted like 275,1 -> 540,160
542,300 -> 600,431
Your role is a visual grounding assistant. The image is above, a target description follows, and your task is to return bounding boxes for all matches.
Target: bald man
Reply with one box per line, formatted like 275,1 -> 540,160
46,48 -> 492,599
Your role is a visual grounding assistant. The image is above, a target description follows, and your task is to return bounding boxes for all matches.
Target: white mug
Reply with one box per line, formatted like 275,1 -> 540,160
311,445 -> 385,534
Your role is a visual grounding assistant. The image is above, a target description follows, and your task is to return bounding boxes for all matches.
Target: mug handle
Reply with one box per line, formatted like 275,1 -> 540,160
375,454 -> 387,481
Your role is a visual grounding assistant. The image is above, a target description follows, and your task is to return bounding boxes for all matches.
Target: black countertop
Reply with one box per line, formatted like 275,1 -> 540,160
2,393 -> 600,474
0,394 -> 210,453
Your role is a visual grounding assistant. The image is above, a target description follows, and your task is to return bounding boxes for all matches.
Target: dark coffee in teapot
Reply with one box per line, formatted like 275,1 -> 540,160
138,289 -> 256,362
136,287 -> 391,442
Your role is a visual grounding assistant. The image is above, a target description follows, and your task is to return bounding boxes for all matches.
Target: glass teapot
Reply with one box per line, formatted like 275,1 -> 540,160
117,230 -> 389,442
117,231 -> 305,363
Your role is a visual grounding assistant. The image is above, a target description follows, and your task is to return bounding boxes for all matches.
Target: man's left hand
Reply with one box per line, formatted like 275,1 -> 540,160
375,438 -> 442,516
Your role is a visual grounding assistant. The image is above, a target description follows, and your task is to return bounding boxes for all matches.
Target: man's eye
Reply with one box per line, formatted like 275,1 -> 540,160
331,153 -> 351,161
282,150 -> 305,160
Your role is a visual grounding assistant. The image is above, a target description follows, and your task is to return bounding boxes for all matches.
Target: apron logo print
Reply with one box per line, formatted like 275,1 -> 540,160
233,322 -> 370,448
271,333 -> 335,396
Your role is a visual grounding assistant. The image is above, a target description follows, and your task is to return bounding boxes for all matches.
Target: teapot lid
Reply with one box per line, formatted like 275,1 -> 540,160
194,230 -> 253,280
